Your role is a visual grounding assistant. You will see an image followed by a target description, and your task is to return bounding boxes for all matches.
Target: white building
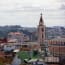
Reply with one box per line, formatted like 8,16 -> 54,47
8,32 -> 30,43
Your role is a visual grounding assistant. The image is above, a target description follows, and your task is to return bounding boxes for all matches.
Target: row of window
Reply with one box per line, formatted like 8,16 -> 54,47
49,42 -> 65,46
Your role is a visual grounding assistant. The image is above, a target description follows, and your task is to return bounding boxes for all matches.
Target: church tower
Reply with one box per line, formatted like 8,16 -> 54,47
38,13 -> 45,44
37,13 -> 49,57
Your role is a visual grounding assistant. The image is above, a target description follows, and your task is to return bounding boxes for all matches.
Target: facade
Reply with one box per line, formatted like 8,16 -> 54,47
48,37 -> 65,56
3,45 -> 15,51
20,42 -> 40,51
8,32 -> 30,43
23,34 -> 30,42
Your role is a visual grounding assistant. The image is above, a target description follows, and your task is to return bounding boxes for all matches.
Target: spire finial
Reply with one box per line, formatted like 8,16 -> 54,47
40,13 -> 43,22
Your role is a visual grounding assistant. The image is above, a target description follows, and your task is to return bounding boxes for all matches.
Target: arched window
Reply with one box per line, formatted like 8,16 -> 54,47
42,34 -> 43,38
41,28 -> 44,32
64,42 -> 65,46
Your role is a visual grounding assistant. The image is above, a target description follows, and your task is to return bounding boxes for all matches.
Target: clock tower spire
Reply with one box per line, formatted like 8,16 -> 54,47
38,13 -> 45,44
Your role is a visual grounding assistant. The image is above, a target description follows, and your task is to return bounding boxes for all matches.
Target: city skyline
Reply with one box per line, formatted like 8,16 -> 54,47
0,0 -> 65,27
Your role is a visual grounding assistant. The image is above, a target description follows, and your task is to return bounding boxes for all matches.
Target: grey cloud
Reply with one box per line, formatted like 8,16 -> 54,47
60,4 -> 65,9
60,0 -> 65,2
0,0 -> 65,27
0,6 -> 44,13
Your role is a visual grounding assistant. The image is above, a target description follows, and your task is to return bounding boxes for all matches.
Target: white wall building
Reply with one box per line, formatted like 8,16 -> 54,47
8,32 -> 30,43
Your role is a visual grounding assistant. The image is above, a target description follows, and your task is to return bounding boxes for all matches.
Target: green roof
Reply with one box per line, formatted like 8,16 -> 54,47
17,51 -> 31,60
17,51 -> 39,60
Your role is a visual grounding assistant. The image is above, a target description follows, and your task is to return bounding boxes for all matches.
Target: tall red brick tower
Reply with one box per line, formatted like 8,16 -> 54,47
38,13 -> 45,44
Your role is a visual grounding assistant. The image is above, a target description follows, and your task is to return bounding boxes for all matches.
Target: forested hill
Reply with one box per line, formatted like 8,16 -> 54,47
0,25 -> 65,40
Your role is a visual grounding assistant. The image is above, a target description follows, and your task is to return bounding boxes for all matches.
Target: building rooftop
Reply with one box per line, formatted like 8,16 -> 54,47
8,32 -> 23,35
49,37 -> 65,41
45,57 -> 59,63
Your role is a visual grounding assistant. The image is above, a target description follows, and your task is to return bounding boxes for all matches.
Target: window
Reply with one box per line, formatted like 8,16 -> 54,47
42,28 -> 44,32
42,34 -> 43,38
22,45 -> 28,47
64,42 -> 65,45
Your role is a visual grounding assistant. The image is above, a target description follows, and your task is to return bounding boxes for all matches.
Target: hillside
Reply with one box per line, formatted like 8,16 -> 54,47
0,25 -> 65,40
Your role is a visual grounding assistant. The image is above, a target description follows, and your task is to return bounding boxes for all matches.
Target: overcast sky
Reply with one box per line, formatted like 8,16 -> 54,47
0,0 -> 65,27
